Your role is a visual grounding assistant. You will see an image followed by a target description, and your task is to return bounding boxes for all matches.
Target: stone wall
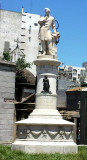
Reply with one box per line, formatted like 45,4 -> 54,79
0,61 -> 16,144
57,80 -> 79,108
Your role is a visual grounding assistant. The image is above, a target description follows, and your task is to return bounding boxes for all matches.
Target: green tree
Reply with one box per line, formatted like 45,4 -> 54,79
16,57 -> 31,82
3,51 -> 10,61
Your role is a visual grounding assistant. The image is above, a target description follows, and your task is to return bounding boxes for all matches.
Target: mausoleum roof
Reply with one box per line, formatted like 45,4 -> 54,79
20,69 -> 35,84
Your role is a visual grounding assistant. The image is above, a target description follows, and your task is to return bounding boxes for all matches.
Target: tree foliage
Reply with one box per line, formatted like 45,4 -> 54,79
16,57 -> 31,71
3,51 -> 10,61
16,57 -> 31,82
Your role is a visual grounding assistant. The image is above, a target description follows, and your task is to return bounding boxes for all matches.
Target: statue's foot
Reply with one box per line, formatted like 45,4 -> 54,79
43,52 -> 46,55
49,53 -> 53,55
38,53 -> 41,56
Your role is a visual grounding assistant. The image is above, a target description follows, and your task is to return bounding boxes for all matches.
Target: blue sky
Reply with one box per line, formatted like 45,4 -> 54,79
1,0 -> 87,67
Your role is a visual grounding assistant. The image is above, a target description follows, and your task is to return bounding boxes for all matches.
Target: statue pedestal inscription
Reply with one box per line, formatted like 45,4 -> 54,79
12,56 -> 78,153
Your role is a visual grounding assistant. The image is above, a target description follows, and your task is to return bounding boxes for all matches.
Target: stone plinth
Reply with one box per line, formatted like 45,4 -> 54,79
12,141 -> 77,154
12,56 -> 78,153
12,118 -> 77,153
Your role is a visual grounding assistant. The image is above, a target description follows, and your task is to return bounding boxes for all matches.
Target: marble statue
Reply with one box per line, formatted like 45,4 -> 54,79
38,8 -> 60,55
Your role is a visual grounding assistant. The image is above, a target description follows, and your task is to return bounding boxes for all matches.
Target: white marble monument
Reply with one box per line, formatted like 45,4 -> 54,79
12,8 -> 77,154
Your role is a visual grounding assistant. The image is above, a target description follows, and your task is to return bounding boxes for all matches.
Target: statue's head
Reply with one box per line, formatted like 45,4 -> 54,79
45,76 -> 47,79
45,8 -> 50,16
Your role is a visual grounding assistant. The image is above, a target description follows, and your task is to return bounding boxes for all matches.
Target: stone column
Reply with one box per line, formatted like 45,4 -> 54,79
29,56 -> 62,119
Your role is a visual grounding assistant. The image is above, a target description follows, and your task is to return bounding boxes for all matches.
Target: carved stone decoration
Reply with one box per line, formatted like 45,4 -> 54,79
63,127 -> 73,140
42,129 -> 47,139
26,130 -> 30,139
48,131 -> 58,136
16,125 -> 27,139
59,130 -> 65,140
16,125 -> 74,142
47,126 -> 59,139
31,131 -> 42,136
64,131 -> 72,139
29,125 -> 43,139
64,130 -> 74,140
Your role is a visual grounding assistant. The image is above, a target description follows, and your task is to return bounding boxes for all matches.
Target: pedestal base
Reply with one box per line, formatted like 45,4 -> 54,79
12,141 -> 77,154
12,118 -> 78,154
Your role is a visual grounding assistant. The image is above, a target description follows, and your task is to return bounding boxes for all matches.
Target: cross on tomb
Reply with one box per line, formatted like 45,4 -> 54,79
14,37 -> 21,48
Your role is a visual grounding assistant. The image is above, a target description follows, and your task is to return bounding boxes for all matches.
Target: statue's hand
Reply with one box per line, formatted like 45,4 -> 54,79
52,32 -> 60,38
57,32 -> 60,38
38,17 -> 47,24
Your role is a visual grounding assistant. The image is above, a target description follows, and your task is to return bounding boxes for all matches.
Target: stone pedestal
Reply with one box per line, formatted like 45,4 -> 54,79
12,55 -> 78,154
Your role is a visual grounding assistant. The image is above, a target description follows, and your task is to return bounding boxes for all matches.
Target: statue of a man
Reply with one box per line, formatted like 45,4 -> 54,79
38,8 -> 60,55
